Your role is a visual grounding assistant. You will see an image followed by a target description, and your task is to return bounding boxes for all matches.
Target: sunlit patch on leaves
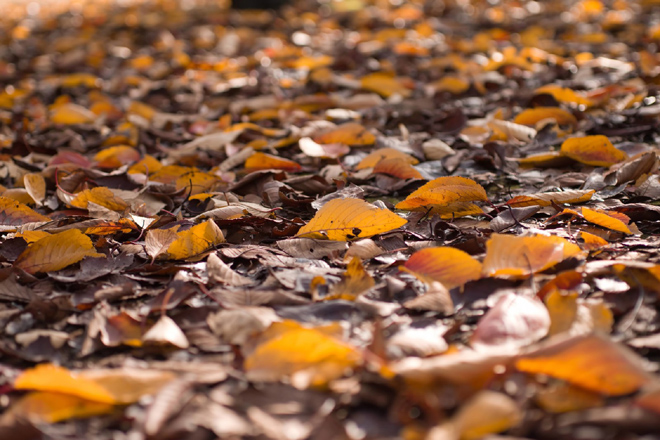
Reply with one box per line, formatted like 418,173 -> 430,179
395,176 -> 487,218
297,198 -> 406,241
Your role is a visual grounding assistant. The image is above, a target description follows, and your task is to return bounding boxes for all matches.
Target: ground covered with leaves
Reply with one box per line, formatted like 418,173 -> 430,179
3,0 -> 660,438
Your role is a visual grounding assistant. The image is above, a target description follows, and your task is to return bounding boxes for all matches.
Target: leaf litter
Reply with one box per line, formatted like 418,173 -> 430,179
2,0 -> 660,438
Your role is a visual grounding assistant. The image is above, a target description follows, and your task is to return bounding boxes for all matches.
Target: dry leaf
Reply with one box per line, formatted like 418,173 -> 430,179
15,229 -> 103,274
356,148 -> 419,170
560,135 -> 627,167
297,198 -> 406,241
373,158 -> 423,179
313,122 -> 376,146
482,234 -> 582,278
360,72 -> 412,98
69,187 -> 129,212
0,196 -> 50,225
23,173 -> 46,206
395,176 -> 487,218
245,152 -> 302,172
581,207 -> 632,234
506,189 -> 595,208
207,252 -> 253,286
145,227 -> 180,261
167,220 -> 225,260
513,107 -> 577,127
402,246 -> 482,290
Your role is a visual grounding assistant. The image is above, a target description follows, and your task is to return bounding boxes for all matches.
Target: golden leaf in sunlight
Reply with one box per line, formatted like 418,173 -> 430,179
244,320 -> 361,388
517,151 -> 574,168
319,257 -> 374,301
50,103 -> 97,125
296,198 -> 407,241
506,189 -> 595,208
579,230 -> 609,250
174,170 -> 221,195
15,229 -> 103,274
535,85 -> 594,107
560,135 -> 627,167
581,207 -> 632,234
545,290 -> 579,336
244,152 -> 302,172
0,196 -> 50,226
516,334 -> 653,396
166,220 -> 225,260
15,364 -> 116,403
23,173 -> 47,206
513,107 -> 577,127
9,392 -> 115,423
356,148 -> 419,170
482,234 -> 582,278
16,230 -> 51,243
313,122 -> 376,146
360,72 -> 412,98
373,158 -> 423,180
93,145 -> 141,169
395,176 -> 487,218
70,187 -> 129,212
402,246 -> 482,290
128,154 -> 163,175
429,76 -> 470,95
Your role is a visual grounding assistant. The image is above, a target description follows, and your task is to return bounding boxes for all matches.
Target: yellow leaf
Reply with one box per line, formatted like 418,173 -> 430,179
430,76 -> 470,95
93,145 -> 141,169
535,85 -> 594,107
174,171 -> 221,195
395,176 -> 487,216
455,391 -> 521,440
360,72 -> 412,98
560,135 -> 627,167
245,152 -> 302,172
402,246 -> 482,290
579,230 -> 609,250
482,234 -> 582,278
60,73 -> 100,88
14,229 -> 103,274
373,158 -> 423,180
9,392 -> 114,423
516,334 -> 653,396
244,320 -> 361,388
0,196 -> 50,226
166,220 -> 225,260
313,122 -> 376,146
356,148 -> 419,170
70,187 -> 129,212
581,207 -> 632,234
545,290 -> 579,336
506,189 -> 595,208
320,257 -> 375,301
50,103 -> 96,125
297,198 -> 407,241
16,230 -> 51,243
14,364 -> 116,404
513,107 -> 577,127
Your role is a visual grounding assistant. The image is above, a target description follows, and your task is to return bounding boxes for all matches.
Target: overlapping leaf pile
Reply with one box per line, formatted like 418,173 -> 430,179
2,0 -> 660,438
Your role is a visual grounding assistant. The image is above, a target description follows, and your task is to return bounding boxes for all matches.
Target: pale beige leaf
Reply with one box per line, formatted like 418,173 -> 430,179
23,173 -> 46,206
145,227 -> 180,260
207,252 -> 253,286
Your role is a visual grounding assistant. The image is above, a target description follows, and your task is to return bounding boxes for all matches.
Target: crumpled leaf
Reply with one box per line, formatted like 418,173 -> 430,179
166,220 -> 225,260
297,197 -> 406,241
402,246 -> 482,290
15,229 -> 103,274
560,135 -> 627,167
244,320 -> 362,388
482,234 -> 582,278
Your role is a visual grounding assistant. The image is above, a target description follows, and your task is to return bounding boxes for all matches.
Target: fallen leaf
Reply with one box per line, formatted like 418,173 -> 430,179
506,189 -> 595,208
581,207 -> 632,234
166,220 -> 225,260
244,320 -> 362,388
69,187 -> 129,212
395,176 -> 487,218
8,392 -> 115,423
356,148 -> 419,170
482,234 -> 582,278
516,333 -> 653,396
402,246 -> 482,290
15,229 -> 103,274
360,72 -> 412,98
145,227 -> 180,261
320,257 -> 374,301
313,122 -> 376,146
373,158 -> 423,179
296,198 -> 406,241
560,135 -> 627,167
23,173 -> 47,206
513,107 -> 577,127
245,152 -> 302,172
50,103 -> 96,125
0,196 -> 50,226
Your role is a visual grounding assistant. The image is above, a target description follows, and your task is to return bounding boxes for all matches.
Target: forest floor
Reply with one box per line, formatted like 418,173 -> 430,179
2,0 -> 660,439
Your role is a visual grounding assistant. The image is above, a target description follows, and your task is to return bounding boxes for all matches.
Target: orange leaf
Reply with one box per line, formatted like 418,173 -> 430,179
581,207 -> 632,234
166,220 -> 225,260
356,148 -> 419,170
395,176 -> 487,217
560,135 -> 627,167
373,158 -> 423,179
313,122 -> 376,146
320,257 -> 375,301
518,151 -> 573,168
9,392 -> 114,423
360,72 -> 412,98
244,152 -> 302,172
14,364 -> 117,404
482,234 -> 582,278
579,230 -> 609,250
402,246 -> 482,289
429,76 -> 470,95
94,145 -> 141,169
506,189 -> 595,208
537,270 -> 583,299
513,107 -> 577,127
70,187 -> 129,212
296,198 -> 407,241
50,103 -> 96,125
535,383 -> 604,413
535,85 -> 594,107
516,334 -> 653,396
14,229 -> 103,274
244,320 -> 361,388
0,196 -> 50,225
174,170 -> 221,195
